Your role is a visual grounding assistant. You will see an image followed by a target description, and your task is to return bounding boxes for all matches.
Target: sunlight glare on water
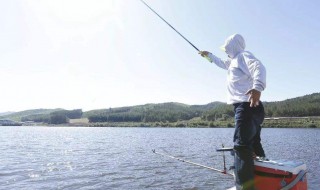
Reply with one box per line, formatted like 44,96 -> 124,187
0,127 -> 319,190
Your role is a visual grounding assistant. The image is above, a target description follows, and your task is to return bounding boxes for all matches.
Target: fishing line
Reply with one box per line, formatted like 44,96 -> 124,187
152,149 -> 234,177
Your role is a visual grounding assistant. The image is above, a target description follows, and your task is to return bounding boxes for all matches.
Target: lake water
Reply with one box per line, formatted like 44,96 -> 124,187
0,127 -> 319,190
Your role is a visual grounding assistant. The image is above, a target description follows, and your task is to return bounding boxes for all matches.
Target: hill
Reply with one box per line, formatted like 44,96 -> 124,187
0,112 -> 15,117
0,109 -> 83,124
201,93 -> 320,119
83,101 -> 224,123
1,93 -> 319,128
264,93 -> 320,117
0,109 -> 63,121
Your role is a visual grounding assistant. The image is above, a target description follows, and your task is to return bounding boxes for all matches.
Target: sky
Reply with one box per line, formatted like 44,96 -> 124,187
1,0 -> 320,112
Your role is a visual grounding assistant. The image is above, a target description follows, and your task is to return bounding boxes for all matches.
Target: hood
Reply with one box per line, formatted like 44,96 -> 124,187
221,34 -> 246,59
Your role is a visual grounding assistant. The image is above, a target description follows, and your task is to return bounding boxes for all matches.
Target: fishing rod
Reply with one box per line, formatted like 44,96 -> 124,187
140,0 -> 200,52
152,149 -> 234,177
222,144 -> 227,173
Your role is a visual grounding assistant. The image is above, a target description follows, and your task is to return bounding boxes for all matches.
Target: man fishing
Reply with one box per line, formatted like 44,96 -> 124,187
199,34 -> 266,190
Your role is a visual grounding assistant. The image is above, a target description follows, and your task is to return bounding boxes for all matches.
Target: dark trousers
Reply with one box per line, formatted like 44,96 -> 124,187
233,102 -> 265,190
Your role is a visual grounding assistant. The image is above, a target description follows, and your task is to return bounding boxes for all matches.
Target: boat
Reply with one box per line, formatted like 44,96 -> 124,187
218,148 -> 308,190
254,158 -> 307,190
152,148 -> 308,190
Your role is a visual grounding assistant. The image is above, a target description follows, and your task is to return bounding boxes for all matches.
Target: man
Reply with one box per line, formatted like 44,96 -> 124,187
199,34 -> 266,190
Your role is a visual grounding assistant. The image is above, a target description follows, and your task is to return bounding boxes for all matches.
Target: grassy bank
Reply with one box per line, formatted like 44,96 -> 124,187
85,117 -> 320,128
263,117 -> 320,128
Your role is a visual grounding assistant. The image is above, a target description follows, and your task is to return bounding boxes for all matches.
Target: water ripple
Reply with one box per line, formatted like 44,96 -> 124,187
0,127 -> 318,190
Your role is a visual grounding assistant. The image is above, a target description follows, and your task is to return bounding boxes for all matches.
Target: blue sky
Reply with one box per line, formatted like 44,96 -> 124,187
0,0 -> 319,112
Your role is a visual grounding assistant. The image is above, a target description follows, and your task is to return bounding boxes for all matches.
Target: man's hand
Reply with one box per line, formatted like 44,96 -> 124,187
199,51 -> 212,62
246,89 -> 261,107
199,51 -> 210,57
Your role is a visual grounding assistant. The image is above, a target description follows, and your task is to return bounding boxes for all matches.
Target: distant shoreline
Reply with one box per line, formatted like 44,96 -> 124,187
2,93 -> 320,128
15,116 -> 319,128
2,115 -> 319,128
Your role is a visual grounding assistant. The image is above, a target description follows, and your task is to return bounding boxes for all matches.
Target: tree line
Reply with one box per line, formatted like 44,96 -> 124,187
3,93 -> 320,125
85,93 -> 320,123
85,103 -> 202,123
86,93 -> 320,122
21,109 -> 83,124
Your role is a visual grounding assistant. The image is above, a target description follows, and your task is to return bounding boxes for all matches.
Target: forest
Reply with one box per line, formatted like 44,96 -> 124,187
84,93 -> 320,123
1,93 -> 320,127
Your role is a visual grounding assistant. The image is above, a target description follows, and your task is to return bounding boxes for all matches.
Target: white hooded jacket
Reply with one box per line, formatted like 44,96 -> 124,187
207,34 -> 266,104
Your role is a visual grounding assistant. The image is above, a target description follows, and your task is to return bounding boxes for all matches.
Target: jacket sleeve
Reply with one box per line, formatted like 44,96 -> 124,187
207,53 -> 231,70
243,54 -> 266,92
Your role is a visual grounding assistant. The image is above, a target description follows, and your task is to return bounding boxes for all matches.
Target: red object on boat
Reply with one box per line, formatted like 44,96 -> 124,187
254,159 -> 307,190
